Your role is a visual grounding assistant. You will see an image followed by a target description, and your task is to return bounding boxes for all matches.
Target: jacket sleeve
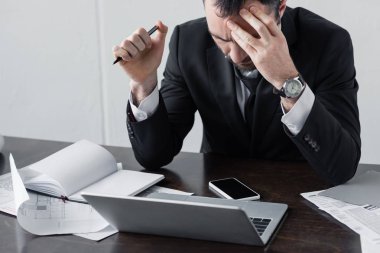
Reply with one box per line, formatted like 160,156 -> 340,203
287,30 -> 361,185
127,26 -> 197,169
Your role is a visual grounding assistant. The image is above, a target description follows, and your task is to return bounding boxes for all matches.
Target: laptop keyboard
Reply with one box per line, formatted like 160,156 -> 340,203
250,217 -> 272,236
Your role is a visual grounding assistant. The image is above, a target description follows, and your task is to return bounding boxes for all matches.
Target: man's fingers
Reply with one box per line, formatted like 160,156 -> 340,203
227,21 -> 258,53
122,40 -> 139,58
249,7 -> 281,37
239,8 -> 271,42
155,20 -> 168,41
128,33 -> 146,52
121,41 -> 138,57
112,22 -> 169,65
136,28 -> 152,49
113,45 -> 131,61
231,30 -> 257,56
113,41 -> 137,62
112,26 -> 155,63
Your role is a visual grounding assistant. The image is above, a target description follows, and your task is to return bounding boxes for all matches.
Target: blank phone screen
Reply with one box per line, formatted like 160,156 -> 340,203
211,178 -> 258,199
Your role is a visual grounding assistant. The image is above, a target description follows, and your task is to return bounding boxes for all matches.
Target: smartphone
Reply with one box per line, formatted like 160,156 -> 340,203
209,177 -> 260,201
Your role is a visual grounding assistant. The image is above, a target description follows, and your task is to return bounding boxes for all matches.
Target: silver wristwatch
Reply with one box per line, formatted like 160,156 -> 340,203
273,75 -> 306,99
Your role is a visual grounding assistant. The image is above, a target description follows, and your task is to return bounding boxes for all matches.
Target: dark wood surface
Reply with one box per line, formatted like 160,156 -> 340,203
0,136 -> 362,252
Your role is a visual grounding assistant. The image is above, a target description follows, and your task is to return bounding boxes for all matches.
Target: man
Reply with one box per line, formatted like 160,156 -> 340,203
113,0 -> 361,185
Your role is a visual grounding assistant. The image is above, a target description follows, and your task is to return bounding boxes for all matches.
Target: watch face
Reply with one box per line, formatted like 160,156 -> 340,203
284,79 -> 303,98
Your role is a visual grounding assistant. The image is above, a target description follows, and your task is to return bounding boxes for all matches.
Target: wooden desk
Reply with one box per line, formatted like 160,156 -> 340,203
0,137 -> 362,252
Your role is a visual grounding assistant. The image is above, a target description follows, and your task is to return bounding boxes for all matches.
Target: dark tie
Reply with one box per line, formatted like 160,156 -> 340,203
234,68 -> 262,133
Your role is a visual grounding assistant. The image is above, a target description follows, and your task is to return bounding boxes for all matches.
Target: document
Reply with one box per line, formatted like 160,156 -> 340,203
17,191 -> 109,235
1,167 -> 194,240
0,173 -> 16,215
9,154 -> 110,235
10,154 -> 29,210
1,145 -> 164,239
19,140 -> 164,202
301,165 -> 380,252
1,171 -> 116,240
137,185 -> 194,197
301,191 -> 380,250
74,225 -> 118,241
362,236 -> 380,253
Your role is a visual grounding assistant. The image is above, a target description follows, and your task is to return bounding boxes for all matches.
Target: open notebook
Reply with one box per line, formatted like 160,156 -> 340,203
18,140 -> 164,202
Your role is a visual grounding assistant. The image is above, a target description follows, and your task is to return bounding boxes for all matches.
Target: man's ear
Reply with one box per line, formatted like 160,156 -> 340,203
279,0 -> 287,18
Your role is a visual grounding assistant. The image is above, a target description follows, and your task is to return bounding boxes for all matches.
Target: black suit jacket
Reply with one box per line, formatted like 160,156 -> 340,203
127,7 -> 361,185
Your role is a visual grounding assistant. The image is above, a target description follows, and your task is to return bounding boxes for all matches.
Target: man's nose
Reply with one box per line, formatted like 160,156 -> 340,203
228,43 -> 248,64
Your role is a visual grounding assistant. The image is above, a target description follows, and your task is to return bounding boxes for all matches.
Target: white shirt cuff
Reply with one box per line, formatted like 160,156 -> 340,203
129,85 -> 159,122
281,85 -> 315,136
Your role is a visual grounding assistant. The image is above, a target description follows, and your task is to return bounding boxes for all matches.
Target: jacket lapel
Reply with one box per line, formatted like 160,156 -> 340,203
207,46 -> 250,147
250,79 -> 281,155
282,8 -> 297,48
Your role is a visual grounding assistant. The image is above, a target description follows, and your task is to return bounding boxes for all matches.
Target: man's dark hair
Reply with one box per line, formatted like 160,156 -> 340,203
204,0 -> 281,18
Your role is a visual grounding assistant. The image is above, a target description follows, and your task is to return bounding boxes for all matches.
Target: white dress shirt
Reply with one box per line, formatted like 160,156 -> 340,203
129,80 -> 315,136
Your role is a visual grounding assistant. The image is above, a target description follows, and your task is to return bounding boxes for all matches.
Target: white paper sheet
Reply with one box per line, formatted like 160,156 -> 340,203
25,140 -> 118,197
301,191 -> 380,246
0,171 -> 114,240
75,225 -> 118,241
19,140 -> 164,203
137,185 -> 194,197
362,236 -> 380,253
0,173 -> 16,215
9,153 -> 109,235
1,154 -> 170,241
17,191 -> 109,235
72,170 -> 164,202
10,154 -> 29,209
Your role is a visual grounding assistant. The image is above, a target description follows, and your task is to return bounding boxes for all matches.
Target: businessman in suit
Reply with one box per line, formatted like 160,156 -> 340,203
113,0 -> 361,185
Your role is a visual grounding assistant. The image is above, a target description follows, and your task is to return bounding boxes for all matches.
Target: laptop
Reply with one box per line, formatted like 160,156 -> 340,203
81,192 -> 288,246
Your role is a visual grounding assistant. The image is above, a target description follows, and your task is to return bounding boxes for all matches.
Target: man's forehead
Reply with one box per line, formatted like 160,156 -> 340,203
205,0 -> 260,14
205,0 -> 272,18
205,0 -> 278,41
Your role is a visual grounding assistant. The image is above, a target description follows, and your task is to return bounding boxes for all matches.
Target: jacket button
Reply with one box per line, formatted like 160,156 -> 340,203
304,134 -> 311,142
311,142 -> 317,148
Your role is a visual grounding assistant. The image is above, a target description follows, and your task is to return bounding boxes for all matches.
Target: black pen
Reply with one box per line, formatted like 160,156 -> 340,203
113,25 -> 159,65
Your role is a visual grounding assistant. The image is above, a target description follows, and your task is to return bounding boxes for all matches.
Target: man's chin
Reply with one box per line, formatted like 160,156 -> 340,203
235,63 -> 256,72
223,54 -> 256,71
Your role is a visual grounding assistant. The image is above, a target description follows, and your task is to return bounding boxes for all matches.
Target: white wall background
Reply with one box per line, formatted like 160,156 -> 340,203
0,0 -> 379,164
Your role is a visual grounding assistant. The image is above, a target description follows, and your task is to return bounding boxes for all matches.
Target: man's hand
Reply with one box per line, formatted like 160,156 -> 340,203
227,7 -> 298,90
113,21 -> 168,105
